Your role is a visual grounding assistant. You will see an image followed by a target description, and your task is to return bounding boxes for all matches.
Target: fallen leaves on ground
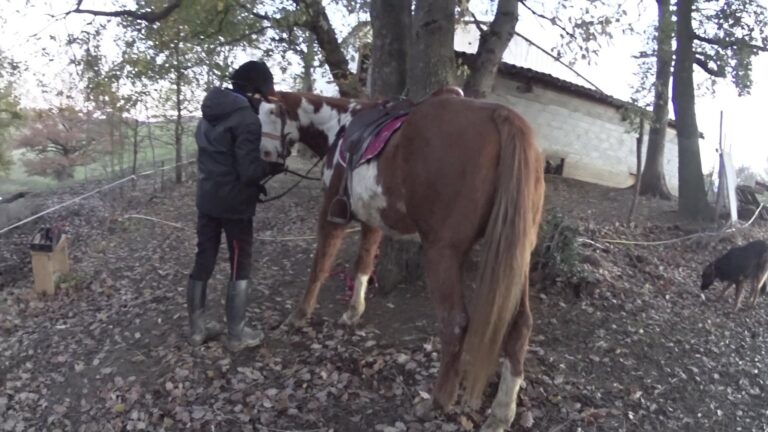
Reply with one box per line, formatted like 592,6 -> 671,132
2,167 -> 768,431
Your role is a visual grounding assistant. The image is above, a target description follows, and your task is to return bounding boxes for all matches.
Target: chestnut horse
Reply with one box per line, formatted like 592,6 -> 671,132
255,89 -> 545,431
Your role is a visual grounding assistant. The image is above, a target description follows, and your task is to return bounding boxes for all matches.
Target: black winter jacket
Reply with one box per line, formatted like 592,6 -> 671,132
195,87 -> 271,219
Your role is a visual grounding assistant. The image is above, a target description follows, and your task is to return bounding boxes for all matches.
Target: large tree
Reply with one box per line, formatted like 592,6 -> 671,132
0,50 -> 22,176
672,0 -> 768,218
407,0 -> 458,99
639,0 -> 674,200
461,0 -> 518,98
15,106 -> 98,181
368,0 -> 410,99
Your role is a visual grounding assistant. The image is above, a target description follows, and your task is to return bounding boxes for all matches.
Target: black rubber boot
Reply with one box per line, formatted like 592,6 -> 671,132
225,280 -> 263,352
186,279 -> 224,346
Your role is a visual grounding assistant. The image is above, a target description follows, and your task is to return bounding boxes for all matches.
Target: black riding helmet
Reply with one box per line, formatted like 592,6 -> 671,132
230,60 -> 276,99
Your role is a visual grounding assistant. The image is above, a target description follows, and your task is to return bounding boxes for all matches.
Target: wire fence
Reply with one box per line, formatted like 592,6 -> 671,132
0,157 -> 198,236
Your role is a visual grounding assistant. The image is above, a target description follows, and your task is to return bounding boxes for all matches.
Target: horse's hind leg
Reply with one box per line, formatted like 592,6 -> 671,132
480,278 -> 531,432
421,245 -> 468,411
340,223 -> 383,325
285,196 -> 348,327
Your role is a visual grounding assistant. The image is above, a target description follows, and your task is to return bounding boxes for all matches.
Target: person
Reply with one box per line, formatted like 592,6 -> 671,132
186,60 -> 284,352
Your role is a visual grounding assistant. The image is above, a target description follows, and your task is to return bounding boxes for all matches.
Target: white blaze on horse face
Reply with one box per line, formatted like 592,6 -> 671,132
257,102 -> 284,162
480,359 -> 523,432
340,273 -> 369,325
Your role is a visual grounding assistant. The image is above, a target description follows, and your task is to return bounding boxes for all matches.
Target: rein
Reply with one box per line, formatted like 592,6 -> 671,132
257,157 -> 324,204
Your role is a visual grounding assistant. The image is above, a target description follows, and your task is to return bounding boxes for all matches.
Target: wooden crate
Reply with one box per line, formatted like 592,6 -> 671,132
30,235 -> 70,295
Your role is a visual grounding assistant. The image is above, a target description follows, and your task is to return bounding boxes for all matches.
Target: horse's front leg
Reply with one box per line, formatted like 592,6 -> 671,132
284,192 -> 348,328
340,223 -> 383,325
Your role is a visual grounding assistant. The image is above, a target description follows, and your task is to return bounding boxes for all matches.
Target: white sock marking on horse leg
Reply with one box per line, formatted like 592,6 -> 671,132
340,273 -> 369,325
480,359 -> 522,432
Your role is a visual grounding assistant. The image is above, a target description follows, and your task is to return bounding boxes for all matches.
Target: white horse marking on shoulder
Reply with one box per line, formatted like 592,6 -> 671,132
349,162 -> 387,228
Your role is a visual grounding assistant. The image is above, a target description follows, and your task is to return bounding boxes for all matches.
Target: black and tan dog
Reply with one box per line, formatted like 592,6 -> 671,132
701,239 -> 768,310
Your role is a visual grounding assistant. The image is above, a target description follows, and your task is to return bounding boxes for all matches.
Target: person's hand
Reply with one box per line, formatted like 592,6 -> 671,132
256,184 -> 268,203
266,161 -> 285,177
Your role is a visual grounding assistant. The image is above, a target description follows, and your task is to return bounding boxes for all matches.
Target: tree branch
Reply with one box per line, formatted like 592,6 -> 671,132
233,0 -> 273,22
468,11 -> 489,34
294,0 -> 362,97
694,33 -> 768,53
519,0 -> 578,43
69,0 -> 182,23
218,27 -> 272,47
694,54 -> 726,77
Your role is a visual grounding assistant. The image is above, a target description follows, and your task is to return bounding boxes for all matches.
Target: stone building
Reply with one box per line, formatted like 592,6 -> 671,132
457,51 -> 683,195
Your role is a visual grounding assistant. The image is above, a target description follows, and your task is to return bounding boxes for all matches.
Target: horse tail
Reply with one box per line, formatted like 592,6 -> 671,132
460,107 -> 545,407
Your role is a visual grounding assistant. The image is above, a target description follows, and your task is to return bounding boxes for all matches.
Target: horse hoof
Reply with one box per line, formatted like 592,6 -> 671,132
339,310 -> 361,326
479,409 -> 516,432
478,420 -> 506,432
280,311 -> 308,330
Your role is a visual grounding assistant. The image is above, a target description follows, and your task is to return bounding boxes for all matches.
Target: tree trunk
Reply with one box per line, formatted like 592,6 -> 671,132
640,0 -> 674,200
672,0 -> 712,219
117,114 -> 125,174
132,118 -> 139,176
108,112 -> 115,177
628,118 -> 644,222
369,0 -> 417,292
173,40 -> 183,184
369,0 -> 411,99
147,121 -> 156,168
408,0 -> 457,100
462,0 -> 519,98
301,32 -> 316,93
298,0 -> 364,98
174,75 -> 183,183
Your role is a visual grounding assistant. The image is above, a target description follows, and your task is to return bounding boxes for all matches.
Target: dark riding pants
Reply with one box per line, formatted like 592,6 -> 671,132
189,212 -> 253,281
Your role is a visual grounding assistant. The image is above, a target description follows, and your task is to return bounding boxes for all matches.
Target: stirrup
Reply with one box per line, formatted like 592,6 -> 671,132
327,196 -> 351,224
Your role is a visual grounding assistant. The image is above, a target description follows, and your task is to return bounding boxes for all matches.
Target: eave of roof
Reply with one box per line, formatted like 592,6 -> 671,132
456,51 -> 703,138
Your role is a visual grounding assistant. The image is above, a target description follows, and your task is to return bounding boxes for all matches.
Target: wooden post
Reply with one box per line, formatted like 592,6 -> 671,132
30,236 -> 70,296
628,118 -> 645,223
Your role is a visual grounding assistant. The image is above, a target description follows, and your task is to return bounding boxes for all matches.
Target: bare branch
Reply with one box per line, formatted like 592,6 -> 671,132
519,0 -> 579,43
694,33 -> 768,53
69,0 -> 182,23
467,10 -> 489,34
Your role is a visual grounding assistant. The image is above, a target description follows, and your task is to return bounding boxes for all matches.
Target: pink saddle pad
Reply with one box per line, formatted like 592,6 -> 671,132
338,114 -> 409,168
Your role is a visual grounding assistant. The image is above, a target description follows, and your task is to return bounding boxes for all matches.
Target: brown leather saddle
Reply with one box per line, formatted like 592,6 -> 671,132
327,86 -> 464,224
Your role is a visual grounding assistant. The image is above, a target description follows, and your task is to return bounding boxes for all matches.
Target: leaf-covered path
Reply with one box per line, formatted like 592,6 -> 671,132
2,162 -> 768,431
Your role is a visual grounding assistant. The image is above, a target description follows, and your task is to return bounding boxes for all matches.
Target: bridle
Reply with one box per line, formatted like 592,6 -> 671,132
255,95 -> 323,204
258,95 -> 289,162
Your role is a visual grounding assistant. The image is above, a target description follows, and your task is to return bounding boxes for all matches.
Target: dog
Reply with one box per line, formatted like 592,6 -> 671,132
700,239 -> 768,310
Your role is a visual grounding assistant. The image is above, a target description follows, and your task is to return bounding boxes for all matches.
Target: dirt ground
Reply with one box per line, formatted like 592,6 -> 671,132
2,159 -> 768,432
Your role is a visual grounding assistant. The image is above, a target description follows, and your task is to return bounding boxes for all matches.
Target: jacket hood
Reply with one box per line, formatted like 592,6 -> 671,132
200,87 -> 253,122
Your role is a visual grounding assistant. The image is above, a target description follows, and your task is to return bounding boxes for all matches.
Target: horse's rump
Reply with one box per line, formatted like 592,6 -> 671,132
389,96 -> 545,405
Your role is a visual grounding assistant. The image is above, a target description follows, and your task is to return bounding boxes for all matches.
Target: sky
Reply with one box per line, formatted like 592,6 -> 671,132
1,0 -> 766,174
